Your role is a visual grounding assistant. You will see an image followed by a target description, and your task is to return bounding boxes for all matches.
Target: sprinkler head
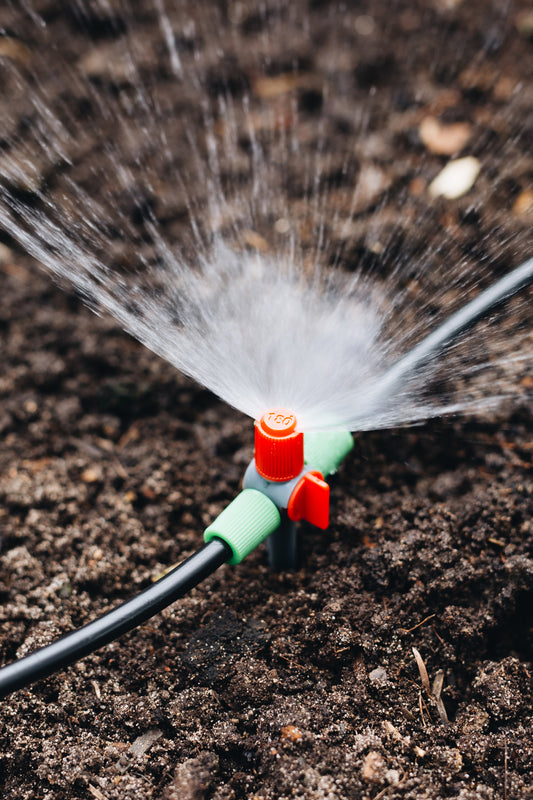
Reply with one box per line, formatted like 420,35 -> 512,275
255,408 -> 304,482
253,409 -> 330,527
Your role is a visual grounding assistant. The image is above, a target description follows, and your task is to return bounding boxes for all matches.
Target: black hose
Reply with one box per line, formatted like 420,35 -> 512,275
374,257 -> 533,403
0,538 -> 230,699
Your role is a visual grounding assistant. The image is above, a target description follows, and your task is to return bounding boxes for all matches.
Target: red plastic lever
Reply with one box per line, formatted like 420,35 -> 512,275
287,470 -> 330,529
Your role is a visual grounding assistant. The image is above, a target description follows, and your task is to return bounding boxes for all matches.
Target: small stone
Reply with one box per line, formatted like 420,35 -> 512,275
242,230 -> 269,252
0,37 -> 32,65
163,752 -> 219,800
354,15 -> 375,36
79,44 -> 132,82
59,582 -> 73,598
253,73 -> 304,99
493,75 -> 519,102
434,0 -> 462,9
361,751 -> 387,784
369,666 -> 388,684
512,189 -> 533,217
352,163 -> 392,213
141,483 -> 157,500
90,547 -> 104,562
81,467 -> 101,483
0,243 -> 13,265
516,10 -> 533,39
419,116 -> 471,156
281,725 -> 303,742
128,729 -> 163,759
428,156 -> 481,199
385,769 -> 401,785
274,218 -> 291,234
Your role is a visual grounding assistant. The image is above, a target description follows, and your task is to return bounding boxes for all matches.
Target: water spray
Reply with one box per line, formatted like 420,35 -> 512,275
0,258 -> 531,700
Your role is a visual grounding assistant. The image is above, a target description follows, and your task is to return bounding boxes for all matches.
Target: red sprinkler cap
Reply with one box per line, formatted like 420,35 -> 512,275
255,409 -> 304,482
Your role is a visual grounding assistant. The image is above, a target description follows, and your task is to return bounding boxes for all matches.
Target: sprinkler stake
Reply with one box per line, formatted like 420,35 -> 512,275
206,409 -> 354,569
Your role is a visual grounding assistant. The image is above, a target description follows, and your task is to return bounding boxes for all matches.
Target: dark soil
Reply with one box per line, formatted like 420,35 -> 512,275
0,2 -> 532,799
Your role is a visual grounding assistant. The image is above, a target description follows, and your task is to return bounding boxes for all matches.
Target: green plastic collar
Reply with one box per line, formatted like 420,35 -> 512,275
304,430 -> 354,476
204,489 -> 281,565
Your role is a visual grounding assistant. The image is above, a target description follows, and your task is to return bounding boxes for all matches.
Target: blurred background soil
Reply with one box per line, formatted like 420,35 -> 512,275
0,1 -> 532,798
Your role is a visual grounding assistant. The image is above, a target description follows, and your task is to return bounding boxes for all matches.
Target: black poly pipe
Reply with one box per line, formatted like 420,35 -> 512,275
0,538 -> 230,699
374,257 -> 533,402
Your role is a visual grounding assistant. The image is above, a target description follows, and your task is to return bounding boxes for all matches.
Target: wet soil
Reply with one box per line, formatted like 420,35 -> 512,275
0,2 -> 532,799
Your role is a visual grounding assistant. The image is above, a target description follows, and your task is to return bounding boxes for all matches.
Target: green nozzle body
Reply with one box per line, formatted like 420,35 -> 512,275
204,488 -> 280,564
304,430 -> 354,476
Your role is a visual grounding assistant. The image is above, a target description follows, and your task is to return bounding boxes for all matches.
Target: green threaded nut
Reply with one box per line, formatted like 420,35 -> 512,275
304,430 -> 354,476
204,489 -> 281,565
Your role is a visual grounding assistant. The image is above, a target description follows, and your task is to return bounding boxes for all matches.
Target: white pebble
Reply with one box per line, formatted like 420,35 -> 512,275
369,666 -> 388,684
428,156 -> 481,199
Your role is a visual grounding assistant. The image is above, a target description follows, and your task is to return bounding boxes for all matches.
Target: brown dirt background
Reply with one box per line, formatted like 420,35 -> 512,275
0,1 -> 532,798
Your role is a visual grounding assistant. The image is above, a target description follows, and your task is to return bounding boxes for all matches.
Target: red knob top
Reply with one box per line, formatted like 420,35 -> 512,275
255,409 -> 304,482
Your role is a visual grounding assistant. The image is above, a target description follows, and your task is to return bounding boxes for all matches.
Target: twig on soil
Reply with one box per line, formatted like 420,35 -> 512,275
372,786 -> 390,800
412,647 -> 449,725
412,647 -> 430,693
118,422 -> 140,449
277,652 -> 306,670
431,626 -> 446,646
88,785 -> 107,800
418,692 -> 431,728
418,692 -> 426,727
431,669 -> 449,724
399,613 -> 436,634
111,455 -> 129,480
382,721 -> 426,759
